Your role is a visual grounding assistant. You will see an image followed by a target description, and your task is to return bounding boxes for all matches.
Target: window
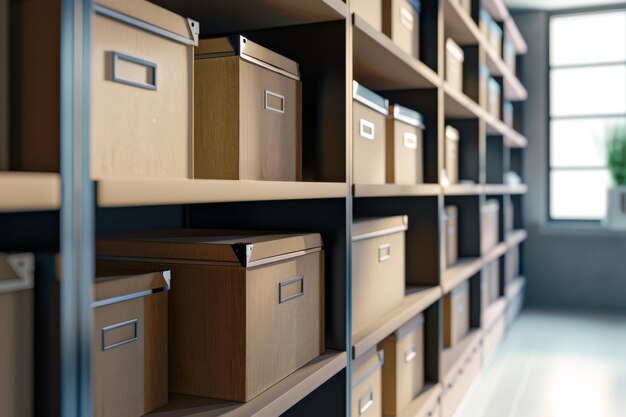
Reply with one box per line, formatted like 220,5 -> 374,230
549,10 -> 626,220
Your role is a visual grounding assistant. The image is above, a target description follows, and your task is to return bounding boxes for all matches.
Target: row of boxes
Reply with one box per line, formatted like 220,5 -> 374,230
94,230 -> 325,416
352,0 -> 422,60
9,0 -> 305,182
352,314 -> 436,417
353,82 -> 425,185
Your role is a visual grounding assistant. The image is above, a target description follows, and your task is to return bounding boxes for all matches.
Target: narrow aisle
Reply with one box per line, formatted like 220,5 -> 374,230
455,310 -> 626,417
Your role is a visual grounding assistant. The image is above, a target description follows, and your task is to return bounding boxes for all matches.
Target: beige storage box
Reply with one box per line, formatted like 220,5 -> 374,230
194,36 -> 301,181
481,199 -> 500,254
352,348 -> 385,417
0,253 -> 34,417
379,314 -> 425,416
93,271 -> 170,417
91,0 -> 198,179
443,281 -> 469,348
505,246 -> 519,285
382,0 -> 421,59
445,38 -> 464,92
386,104 -> 425,185
353,81 -> 389,184
504,38 -> 516,73
503,101 -> 514,128
481,260 -> 499,311
97,230 -> 324,402
445,126 -> 459,185
488,19 -> 503,54
479,66 -> 489,109
352,0 -> 383,31
487,77 -> 501,120
479,9 -> 491,39
443,206 -> 458,268
352,216 -> 407,336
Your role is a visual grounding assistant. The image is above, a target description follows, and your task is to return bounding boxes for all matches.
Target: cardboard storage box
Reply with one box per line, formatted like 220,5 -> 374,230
0,253 -> 34,417
481,199 -> 500,254
352,216 -> 407,336
352,348 -> 385,417
379,314 -> 425,416
93,271 -> 170,417
194,36 -> 301,181
445,125 -> 459,185
382,0 -> 421,59
91,0 -> 198,179
488,19 -> 503,54
353,81 -> 389,184
505,246 -> 519,285
504,197 -> 514,234
503,101 -> 514,128
445,38 -> 464,92
443,206 -> 458,268
386,104 -> 425,185
504,38 -> 516,73
481,260 -> 499,311
352,0 -> 383,31
96,230 -> 324,402
443,281 -> 469,348
487,77 -> 501,120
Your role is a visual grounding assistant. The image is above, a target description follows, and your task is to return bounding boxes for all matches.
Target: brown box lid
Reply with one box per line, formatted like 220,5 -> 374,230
352,215 -> 409,242
195,36 -> 300,80
94,271 -> 171,306
97,229 -> 323,268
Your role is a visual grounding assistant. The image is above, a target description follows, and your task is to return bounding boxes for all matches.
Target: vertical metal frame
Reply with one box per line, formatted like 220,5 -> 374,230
60,0 -> 93,416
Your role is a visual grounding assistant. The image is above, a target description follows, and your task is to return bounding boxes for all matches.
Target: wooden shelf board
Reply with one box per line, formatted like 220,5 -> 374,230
151,0 -> 347,35
352,14 -> 439,90
484,46 -> 528,102
485,115 -> 528,148
481,297 -> 507,330
146,351 -> 346,417
506,275 -> 526,300
97,179 -> 347,207
443,183 -> 481,196
352,286 -> 442,359
506,229 -> 527,249
505,19 -> 528,55
443,83 -> 483,119
482,184 -> 528,195
0,172 -> 61,212
443,0 -> 481,46
442,258 -> 483,294
397,383 -> 442,417
441,329 -> 482,382
482,0 -> 507,21
482,241 -> 508,264
353,183 -> 442,198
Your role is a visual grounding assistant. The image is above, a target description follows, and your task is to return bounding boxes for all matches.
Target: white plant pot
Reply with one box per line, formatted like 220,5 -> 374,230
605,186 -> 626,230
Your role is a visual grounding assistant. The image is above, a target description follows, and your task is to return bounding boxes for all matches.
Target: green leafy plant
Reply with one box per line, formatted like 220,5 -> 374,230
607,124 -> 626,186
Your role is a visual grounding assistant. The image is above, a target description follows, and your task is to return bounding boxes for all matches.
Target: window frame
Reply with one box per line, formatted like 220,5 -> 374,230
547,5 -> 626,223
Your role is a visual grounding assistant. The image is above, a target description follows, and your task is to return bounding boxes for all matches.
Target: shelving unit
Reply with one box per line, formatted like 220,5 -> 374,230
2,0 -> 528,415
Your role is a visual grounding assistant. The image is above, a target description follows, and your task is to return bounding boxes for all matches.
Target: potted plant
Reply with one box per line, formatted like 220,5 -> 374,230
605,124 -> 626,229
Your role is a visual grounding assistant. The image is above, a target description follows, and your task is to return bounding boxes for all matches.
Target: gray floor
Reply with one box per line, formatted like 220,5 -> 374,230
455,310 -> 626,417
